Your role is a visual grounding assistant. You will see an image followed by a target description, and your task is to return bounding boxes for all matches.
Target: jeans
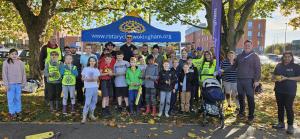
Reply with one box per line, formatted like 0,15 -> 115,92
275,92 -> 295,125
145,88 -> 157,106
62,85 -> 76,105
159,91 -> 172,114
83,87 -> 98,114
129,90 -> 140,113
7,83 -> 22,114
237,78 -> 255,119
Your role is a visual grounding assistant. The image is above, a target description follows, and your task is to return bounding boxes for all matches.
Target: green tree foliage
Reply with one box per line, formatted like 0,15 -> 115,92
0,0 -> 151,80
264,43 -> 291,55
280,0 -> 300,30
152,0 -> 278,52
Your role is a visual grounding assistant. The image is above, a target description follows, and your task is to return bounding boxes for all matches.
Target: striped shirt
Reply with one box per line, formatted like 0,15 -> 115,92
221,60 -> 237,83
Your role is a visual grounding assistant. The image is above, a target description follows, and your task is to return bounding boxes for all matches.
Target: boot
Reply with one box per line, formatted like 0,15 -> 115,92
62,105 -> 67,115
102,108 -> 107,117
55,101 -> 59,111
50,101 -> 54,112
106,107 -> 111,116
151,106 -> 157,116
286,125 -> 294,134
81,113 -> 87,124
144,105 -> 150,115
89,110 -> 97,121
71,104 -> 75,114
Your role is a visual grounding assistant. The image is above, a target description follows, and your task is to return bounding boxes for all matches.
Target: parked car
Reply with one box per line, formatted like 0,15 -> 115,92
266,53 -> 280,63
18,49 -> 30,63
0,48 -> 10,59
258,55 -> 276,65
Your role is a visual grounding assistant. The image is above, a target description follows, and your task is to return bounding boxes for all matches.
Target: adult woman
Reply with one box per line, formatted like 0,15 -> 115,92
199,51 -> 217,83
272,51 -> 300,134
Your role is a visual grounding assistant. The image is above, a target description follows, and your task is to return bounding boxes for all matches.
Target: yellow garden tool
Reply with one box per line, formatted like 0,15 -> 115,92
135,87 -> 142,105
25,131 -> 61,139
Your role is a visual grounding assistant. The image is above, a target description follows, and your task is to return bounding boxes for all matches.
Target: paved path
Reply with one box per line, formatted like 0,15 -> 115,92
0,122 -> 299,139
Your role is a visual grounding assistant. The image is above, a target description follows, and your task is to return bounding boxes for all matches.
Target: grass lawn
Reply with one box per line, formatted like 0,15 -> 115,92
0,82 -> 299,130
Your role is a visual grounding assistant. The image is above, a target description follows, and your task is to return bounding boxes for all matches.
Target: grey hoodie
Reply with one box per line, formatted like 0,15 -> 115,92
143,64 -> 159,88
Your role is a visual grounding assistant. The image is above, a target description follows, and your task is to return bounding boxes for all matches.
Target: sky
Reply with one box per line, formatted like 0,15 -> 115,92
150,9 -> 300,47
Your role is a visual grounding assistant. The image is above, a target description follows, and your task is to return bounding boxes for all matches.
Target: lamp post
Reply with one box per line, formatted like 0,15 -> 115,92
284,22 -> 287,52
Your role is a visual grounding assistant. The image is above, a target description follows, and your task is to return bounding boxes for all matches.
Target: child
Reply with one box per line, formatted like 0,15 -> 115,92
126,57 -> 142,115
143,55 -> 159,116
99,53 -> 115,117
187,56 -> 199,112
169,58 -> 180,115
158,60 -> 177,117
44,51 -> 63,112
81,57 -> 100,123
2,49 -> 26,119
114,51 -> 130,112
137,56 -> 147,109
179,63 -> 196,113
60,54 -> 78,114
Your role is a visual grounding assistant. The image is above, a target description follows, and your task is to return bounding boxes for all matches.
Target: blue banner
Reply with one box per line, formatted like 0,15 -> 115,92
81,14 -> 181,42
212,0 -> 222,71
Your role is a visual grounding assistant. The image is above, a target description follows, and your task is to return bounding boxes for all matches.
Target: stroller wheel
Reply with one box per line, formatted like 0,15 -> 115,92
220,119 -> 225,129
202,112 -> 208,126
219,111 -> 225,129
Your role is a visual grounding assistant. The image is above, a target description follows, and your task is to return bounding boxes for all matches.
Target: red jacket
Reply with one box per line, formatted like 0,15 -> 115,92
98,59 -> 115,80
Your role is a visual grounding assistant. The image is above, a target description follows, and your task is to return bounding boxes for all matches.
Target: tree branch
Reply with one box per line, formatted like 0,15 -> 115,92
235,0 -> 257,42
234,0 -> 251,15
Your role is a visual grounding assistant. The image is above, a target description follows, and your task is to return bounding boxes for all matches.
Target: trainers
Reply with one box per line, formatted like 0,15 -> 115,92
286,125 -> 294,134
165,112 -> 170,118
81,113 -> 87,124
117,106 -> 123,113
247,118 -> 254,125
237,113 -> 245,120
158,112 -> 162,117
272,123 -> 285,129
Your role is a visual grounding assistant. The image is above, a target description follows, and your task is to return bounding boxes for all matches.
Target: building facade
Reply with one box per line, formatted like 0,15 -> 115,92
185,19 -> 266,54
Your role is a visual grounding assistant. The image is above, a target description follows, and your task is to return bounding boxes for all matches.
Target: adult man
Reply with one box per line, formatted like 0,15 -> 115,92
148,44 -> 164,72
80,45 -> 97,68
39,36 -> 63,103
70,44 -> 84,104
120,34 -> 137,62
233,40 -> 261,124
140,44 -> 149,57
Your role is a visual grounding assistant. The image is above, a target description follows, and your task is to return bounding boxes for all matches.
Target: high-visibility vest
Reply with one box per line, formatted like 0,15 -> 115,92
46,47 -> 62,62
200,60 -> 216,82
48,61 -> 61,82
62,66 -> 77,86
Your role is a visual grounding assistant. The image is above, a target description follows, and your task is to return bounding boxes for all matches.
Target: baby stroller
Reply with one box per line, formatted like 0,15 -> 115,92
200,78 -> 225,128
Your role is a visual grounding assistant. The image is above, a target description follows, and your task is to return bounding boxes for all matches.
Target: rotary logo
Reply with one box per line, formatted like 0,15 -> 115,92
119,20 -> 145,33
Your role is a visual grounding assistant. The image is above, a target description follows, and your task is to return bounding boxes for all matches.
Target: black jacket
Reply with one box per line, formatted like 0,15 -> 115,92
178,72 -> 196,92
120,43 -> 137,62
158,69 -> 177,92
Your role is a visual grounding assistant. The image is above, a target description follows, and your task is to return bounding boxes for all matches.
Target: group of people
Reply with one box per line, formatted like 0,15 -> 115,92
2,34 -> 300,135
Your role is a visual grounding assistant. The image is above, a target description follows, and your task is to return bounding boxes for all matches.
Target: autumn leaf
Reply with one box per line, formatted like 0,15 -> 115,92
150,127 -> 158,130
187,132 -> 198,138
163,130 -> 173,134
148,119 -> 155,124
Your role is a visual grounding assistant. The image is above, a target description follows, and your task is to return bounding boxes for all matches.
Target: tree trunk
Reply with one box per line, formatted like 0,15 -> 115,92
27,31 -> 43,80
9,0 -> 58,81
